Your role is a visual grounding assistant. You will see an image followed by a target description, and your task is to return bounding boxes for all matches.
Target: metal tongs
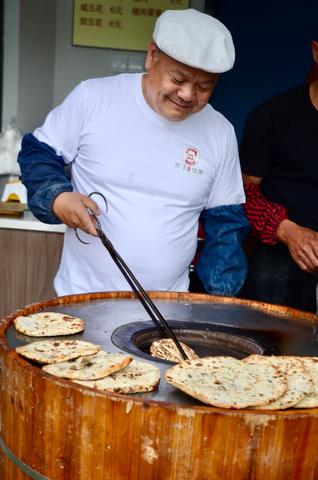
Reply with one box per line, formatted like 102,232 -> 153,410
76,192 -> 188,360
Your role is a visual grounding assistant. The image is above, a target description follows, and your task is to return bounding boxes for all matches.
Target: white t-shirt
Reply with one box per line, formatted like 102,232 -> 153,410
34,73 -> 245,295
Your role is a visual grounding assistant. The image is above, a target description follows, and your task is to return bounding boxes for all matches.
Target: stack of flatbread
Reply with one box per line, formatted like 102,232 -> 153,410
16,340 -> 160,394
50,350 -> 161,393
14,312 -> 160,394
243,354 -> 318,409
165,354 -> 318,410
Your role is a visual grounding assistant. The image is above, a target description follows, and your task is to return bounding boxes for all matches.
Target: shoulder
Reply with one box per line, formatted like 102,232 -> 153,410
204,103 -> 233,127
202,103 -> 236,139
248,84 -> 307,120
67,73 -> 139,115
81,73 -> 138,96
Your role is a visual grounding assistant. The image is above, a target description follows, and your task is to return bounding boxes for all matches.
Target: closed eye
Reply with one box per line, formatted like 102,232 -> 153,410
171,76 -> 184,84
197,85 -> 210,92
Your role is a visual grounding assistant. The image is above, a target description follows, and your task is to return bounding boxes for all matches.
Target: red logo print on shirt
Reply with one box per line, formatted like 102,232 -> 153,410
184,147 -> 199,166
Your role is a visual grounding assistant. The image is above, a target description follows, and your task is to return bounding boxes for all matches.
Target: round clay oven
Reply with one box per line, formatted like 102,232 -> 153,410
1,291 -> 318,480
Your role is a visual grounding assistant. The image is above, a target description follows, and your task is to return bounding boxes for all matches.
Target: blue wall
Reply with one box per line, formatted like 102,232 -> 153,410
209,0 -> 318,141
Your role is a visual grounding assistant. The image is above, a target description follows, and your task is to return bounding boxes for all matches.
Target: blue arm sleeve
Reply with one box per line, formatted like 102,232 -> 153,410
195,204 -> 250,297
18,133 -> 73,224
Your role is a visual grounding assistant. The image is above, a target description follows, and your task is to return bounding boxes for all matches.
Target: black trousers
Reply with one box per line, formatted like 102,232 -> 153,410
240,241 -> 318,313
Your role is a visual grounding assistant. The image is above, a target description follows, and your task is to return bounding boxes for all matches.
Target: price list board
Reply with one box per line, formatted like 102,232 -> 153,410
73,0 -> 190,51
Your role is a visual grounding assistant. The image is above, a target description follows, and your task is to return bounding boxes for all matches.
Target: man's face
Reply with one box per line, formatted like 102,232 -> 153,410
142,42 -> 219,121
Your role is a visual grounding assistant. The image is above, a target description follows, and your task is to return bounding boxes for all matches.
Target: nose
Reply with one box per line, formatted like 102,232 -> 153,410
177,83 -> 196,103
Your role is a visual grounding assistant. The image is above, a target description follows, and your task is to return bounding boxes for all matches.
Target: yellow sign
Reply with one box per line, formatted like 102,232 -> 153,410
73,0 -> 190,51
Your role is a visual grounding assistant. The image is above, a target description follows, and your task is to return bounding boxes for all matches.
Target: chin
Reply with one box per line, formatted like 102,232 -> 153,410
161,107 -> 193,122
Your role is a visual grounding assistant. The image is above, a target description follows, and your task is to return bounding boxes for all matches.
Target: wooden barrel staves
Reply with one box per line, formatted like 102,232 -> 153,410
1,291 -> 318,479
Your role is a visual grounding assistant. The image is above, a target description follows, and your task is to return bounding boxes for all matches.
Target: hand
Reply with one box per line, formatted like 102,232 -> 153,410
277,219 -> 318,272
52,192 -> 100,236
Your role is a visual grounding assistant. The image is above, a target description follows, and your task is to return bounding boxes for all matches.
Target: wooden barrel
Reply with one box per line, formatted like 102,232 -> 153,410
1,291 -> 318,480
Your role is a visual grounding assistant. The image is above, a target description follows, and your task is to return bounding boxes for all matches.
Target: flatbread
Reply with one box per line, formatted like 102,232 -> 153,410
293,357 -> 318,408
74,360 -> 160,393
14,312 -> 85,337
15,340 -> 100,364
243,355 -> 314,409
42,351 -> 132,380
150,338 -> 198,362
165,356 -> 287,409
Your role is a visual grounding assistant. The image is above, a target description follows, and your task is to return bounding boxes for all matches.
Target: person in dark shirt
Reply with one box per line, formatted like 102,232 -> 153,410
240,39 -> 318,312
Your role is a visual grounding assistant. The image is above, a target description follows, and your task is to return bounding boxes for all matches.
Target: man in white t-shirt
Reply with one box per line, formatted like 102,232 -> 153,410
18,9 -> 249,296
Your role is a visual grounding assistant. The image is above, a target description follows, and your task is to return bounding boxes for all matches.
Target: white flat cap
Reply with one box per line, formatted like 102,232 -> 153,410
153,9 -> 235,73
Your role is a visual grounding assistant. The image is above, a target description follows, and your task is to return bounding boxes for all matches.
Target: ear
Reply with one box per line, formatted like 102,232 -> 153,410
145,41 -> 160,70
312,40 -> 318,63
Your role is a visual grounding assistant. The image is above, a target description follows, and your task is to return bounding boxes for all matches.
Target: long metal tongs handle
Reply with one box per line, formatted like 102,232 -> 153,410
93,221 -> 188,360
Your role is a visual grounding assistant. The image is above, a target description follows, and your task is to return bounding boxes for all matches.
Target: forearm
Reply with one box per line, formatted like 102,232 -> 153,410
18,133 -> 72,224
195,204 -> 250,296
243,182 -> 288,245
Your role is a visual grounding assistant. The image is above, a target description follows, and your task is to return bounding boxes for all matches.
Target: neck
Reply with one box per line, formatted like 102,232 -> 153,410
309,79 -> 318,110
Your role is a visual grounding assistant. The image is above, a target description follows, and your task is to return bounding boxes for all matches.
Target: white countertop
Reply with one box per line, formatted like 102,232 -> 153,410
0,210 -> 66,233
